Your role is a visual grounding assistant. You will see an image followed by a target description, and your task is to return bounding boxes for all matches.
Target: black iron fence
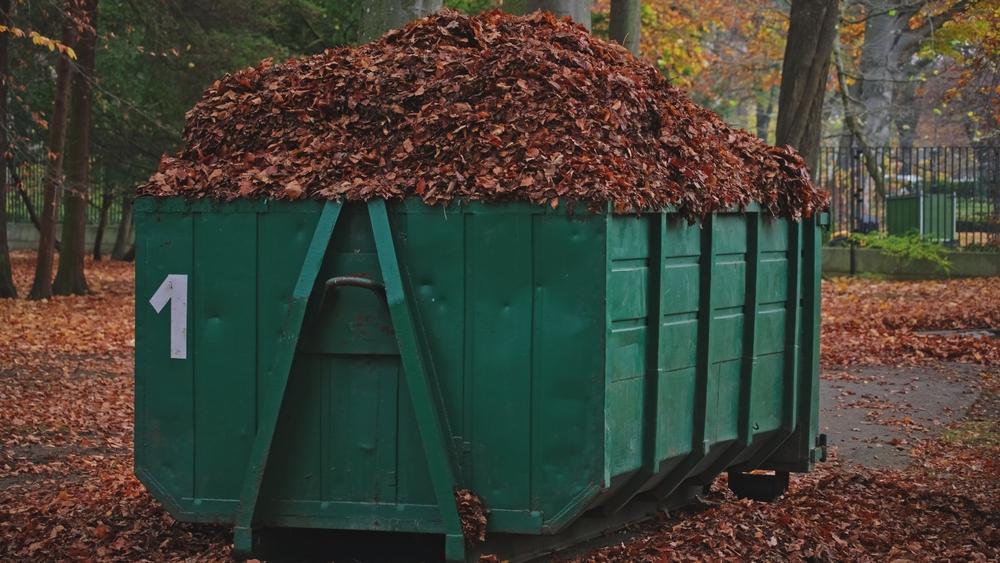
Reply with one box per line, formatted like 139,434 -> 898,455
4,162 -> 128,226
6,148 -> 1000,248
816,145 -> 1000,248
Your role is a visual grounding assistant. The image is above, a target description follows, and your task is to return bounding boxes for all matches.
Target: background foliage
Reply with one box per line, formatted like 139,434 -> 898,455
4,0 -> 997,203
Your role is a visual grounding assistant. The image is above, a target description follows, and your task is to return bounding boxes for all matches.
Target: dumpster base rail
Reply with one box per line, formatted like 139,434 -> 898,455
245,484 -> 704,563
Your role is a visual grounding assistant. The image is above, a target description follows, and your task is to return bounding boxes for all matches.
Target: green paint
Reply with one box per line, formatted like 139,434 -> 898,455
886,193 -> 957,242
134,198 -> 824,560
233,201 -> 342,555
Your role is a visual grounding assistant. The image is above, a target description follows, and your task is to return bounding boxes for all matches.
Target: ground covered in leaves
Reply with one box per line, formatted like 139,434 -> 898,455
140,10 -> 826,220
821,276 -> 1000,366
1,254 -> 997,561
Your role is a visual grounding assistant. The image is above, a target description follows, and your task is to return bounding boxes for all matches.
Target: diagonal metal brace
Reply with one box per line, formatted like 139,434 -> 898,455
234,201 -> 342,557
368,200 -> 467,563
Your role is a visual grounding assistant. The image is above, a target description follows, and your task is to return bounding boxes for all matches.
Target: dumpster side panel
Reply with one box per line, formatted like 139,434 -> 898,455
136,201 -> 329,519
751,216 -> 794,435
602,211 -> 818,493
657,216 -> 702,461
761,215 -> 823,472
527,214 -> 608,521
604,217 -> 650,479
397,205 -> 608,526
135,199 -> 822,545
135,209 -> 196,506
191,212 -> 258,501
710,214 -> 749,446
464,212 -> 535,511
255,207 -> 328,505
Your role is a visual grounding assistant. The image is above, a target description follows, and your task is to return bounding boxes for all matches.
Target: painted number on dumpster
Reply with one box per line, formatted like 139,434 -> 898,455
150,274 -> 188,360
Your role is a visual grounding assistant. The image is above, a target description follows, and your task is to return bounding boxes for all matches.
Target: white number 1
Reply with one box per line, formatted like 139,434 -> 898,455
150,274 -> 189,360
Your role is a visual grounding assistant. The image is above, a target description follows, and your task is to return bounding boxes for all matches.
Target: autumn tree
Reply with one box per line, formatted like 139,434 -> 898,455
0,0 -> 14,299
852,0 -> 970,147
609,0 -> 640,54
359,0 -> 443,41
924,0 -> 1000,141
53,0 -> 97,296
775,0 -> 840,173
29,14 -> 74,300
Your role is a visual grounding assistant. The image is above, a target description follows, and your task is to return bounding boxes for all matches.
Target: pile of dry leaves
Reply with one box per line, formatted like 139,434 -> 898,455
139,10 -> 827,219
455,488 -> 488,543
821,276 -> 1000,366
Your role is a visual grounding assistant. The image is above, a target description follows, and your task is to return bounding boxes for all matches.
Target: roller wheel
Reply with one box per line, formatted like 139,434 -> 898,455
727,471 -> 789,502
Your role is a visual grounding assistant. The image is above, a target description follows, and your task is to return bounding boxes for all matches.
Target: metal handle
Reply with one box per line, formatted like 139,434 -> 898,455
317,276 -> 386,311
325,276 -> 384,293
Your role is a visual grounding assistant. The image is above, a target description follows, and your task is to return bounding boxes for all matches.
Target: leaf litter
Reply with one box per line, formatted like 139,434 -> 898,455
139,10 -> 827,220
2,253 -> 997,560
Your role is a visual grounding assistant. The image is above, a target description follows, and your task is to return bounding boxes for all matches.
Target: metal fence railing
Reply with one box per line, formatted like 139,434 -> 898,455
816,145 -> 1000,247
4,162 -> 128,227
6,148 -> 1000,248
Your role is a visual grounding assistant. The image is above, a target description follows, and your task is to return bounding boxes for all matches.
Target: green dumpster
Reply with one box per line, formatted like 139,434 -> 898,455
886,192 -> 957,242
135,197 -> 825,561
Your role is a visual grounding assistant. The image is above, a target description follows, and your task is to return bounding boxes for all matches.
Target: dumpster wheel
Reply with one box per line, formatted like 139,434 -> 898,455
727,470 -> 789,502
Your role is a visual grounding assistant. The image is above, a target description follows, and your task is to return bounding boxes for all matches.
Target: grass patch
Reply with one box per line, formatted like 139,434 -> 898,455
941,420 -> 1000,448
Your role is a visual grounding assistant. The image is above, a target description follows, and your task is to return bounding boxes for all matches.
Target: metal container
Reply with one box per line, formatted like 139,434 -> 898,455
886,192 -> 957,242
134,197 -> 825,562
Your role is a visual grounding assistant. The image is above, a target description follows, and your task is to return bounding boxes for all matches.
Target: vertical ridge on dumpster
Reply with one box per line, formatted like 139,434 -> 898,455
743,219 -> 802,470
699,212 -> 763,481
651,214 -> 716,500
766,214 -> 824,470
234,201 -> 343,556
134,207 -> 194,510
601,213 -> 667,514
368,200 -> 467,563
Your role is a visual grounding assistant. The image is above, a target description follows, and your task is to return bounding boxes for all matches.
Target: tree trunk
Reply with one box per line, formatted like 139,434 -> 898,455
834,36 -> 885,204
894,79 -> 919,176
855,1 -> 969,149
609,0 -> 640,54
92,183 -> 112,260
53,0 -> 97,296
13,172 -> 39,229
857,1 -> 897,148
110,194 -> 132,261
774,0 -> 839,175
526,0 -> 592,29
29,18 -> 73,299
892,58 -> 928,176
359,0 -> 443,42
755,87 -> 775,142
0,0 -> 16,299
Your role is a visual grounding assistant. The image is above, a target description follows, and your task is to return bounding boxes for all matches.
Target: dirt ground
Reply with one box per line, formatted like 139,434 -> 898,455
1,252 -> 998,561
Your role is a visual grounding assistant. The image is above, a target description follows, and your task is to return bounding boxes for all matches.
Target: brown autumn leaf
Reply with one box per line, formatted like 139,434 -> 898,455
284,180 -> 304,200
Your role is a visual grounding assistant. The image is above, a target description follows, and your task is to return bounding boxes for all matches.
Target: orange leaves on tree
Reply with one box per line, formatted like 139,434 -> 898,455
0,25 -> 77,59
